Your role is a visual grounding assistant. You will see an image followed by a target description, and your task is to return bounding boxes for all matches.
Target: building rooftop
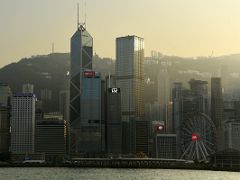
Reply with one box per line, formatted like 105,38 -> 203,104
13,93 -> 36,97
116,35 -> 144,40
0,82 -> 9,86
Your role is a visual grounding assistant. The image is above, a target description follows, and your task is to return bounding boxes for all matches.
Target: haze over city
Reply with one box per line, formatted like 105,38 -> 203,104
2,0 -> 240,67
2,0 -> 240,178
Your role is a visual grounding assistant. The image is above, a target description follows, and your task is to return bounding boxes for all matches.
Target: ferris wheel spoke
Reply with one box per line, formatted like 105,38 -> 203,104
182,127 -> 192,135
195,141 -> 200,161
203,142 -> 214,153
183,141 -> 192,149
199,116 -> 205,135
205,125 -> 212,134
196,115 -> 202,129
188,141 -> 196,159
200,141 -> 210,159
190,119 -> 197,131
205,131 -> 214,138
198,141 -> 208,161
203,139 -> 215,146
195,116 -> 201,131
181,141 -> 193,159
185,122 -> 194,133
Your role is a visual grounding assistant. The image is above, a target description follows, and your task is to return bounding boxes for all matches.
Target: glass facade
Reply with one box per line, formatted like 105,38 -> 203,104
10,94 -> 36,153
77,74 -> 102,154
116,35 -> 145,154
116,36 -> 144,121
69,26 -> 93,153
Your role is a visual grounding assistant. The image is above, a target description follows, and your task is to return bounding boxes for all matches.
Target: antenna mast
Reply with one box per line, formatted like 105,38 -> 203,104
108,72 -> 111,88
52,43 -> 54,54
77,3 -> 80,29
84,1 -> 87,28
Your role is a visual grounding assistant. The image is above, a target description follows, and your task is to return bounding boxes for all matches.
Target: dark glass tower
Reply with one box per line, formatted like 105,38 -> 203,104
69,23 -> 93,153
211,77 -> 224,129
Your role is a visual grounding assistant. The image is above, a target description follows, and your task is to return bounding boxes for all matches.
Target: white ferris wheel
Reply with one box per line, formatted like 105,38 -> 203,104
181,113 -> 216,162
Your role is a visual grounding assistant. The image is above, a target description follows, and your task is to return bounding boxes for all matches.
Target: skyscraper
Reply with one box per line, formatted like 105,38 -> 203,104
0,83 -> 11,157
172,82 -> 183,157
106,87 -> 122,154
211,77 -> 224,151
40,89 -> 52,113
59,90 -> 69,121
10,93 -> 36,153
116,35 -> 145,154
69,9 -> 93,153
0,83 -> 11,106
22,83 -> 34,94
211,77 -> 224,128
78,71 -> 102,154
0,106 -> 10,156
116,35 -> 144,121
158,67 -> 170,124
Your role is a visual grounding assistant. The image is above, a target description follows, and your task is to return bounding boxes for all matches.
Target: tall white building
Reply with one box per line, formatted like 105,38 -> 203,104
22,83 -> 34,93
116,35 -> 144,121
10,93 -> 36,153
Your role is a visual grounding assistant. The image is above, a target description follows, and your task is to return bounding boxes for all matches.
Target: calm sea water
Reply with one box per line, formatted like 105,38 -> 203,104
0,168 -> 239,180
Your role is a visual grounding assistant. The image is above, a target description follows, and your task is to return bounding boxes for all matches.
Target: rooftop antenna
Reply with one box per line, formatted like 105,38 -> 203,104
210,50 -> 214,58
77,3 -> 80,29
52,43 -> 54,54
108,72 -> 111,88
84,1 -> 87,28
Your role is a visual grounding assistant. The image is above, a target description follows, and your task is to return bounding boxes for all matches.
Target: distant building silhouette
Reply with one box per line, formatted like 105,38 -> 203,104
211,77 -> 224,128
157,66 -> 170,130
0,83 -> 11,107
40,89 -> 52,113
22,83 -> 34,94
59,90 -> 69,121
211,77 -> 224,151
0,83 -> 11,156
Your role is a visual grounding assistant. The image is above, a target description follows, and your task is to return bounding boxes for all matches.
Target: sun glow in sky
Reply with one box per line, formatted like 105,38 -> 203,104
1,0 -> 240,67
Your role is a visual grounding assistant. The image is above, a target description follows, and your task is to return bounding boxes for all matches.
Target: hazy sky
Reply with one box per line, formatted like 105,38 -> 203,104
1,0 -> 240,67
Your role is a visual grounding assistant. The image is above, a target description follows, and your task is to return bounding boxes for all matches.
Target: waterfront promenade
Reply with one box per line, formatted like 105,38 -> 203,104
0,158 -> 206,169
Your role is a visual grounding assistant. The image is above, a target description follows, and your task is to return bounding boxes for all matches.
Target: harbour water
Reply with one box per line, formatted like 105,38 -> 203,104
0,168 -> 239,180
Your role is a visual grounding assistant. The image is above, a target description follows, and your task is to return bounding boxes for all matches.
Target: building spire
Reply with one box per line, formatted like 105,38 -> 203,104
84,1 -> 87,29
77,2 -> 86,31
52,43 -> 54,54
77,3 -> 80,29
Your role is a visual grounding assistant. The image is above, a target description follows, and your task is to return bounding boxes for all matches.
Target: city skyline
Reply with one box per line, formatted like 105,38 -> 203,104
2,0 -> 240,67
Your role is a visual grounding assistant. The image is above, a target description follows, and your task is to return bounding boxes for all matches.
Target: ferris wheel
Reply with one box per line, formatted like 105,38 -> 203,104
181,113 -> 216,162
